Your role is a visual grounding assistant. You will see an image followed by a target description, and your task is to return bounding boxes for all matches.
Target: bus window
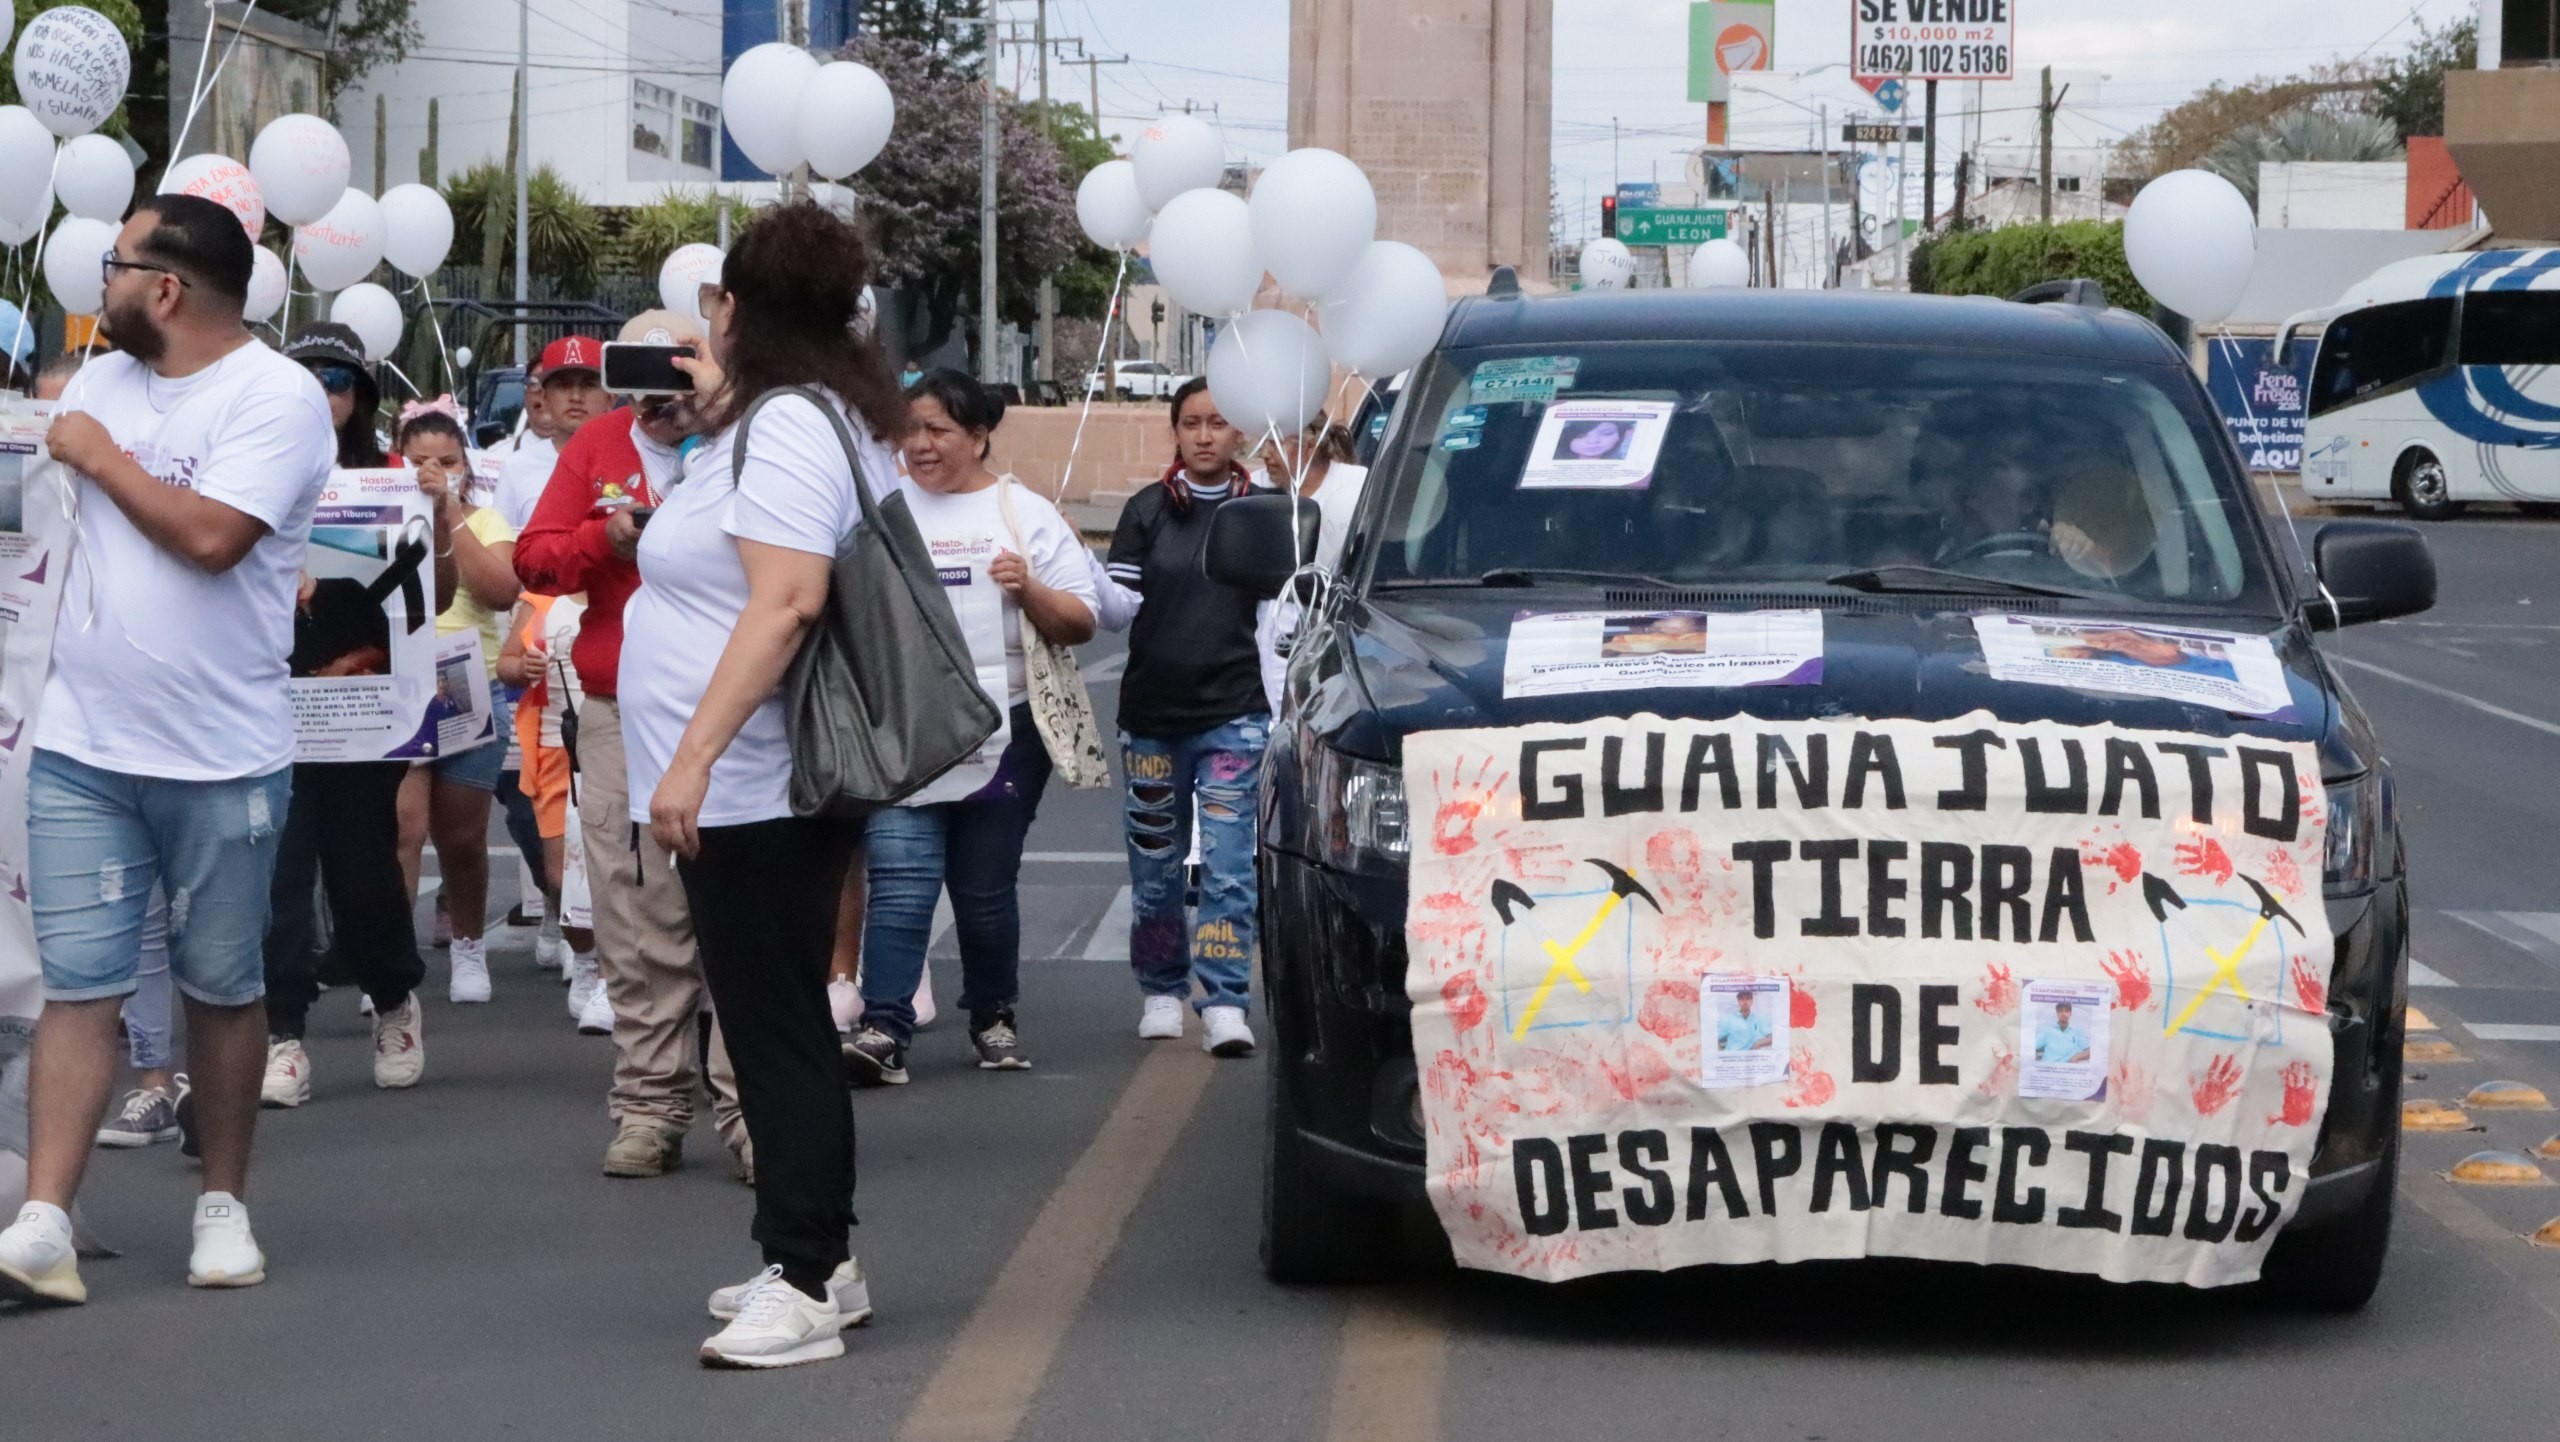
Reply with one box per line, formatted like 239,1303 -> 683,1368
2458,291 -> 2560,367
2308,297 -> 2454,418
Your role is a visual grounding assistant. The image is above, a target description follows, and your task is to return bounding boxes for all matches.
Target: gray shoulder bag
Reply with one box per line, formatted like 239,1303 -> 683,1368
731,387 -> 1000,818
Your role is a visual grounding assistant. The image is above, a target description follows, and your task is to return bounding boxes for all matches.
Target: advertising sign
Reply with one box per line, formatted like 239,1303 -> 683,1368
1853,0 -> 2015,83
2204,337 -> 2311,473
1689,1 -> 1777,103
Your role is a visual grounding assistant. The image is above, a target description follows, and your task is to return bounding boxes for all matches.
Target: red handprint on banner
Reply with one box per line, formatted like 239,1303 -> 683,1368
2100,950 -> 2151,1012
2190,1054 -> 2243,1116
2115,1061 -> 2155,1120
2289,953 -> 2327,1015
1976,1047 -> 2018,1099
1974,960 -> 2018,1016
2269,1060 -> 2318,1126
1429,756 -> 1508,857
2175,837 -> 2234,885
1785,1048 -> 1836,1108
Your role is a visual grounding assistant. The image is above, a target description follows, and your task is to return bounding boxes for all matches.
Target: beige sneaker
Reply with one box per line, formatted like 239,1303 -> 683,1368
601,1119 -> 684,1178
372,993 -> 425,1089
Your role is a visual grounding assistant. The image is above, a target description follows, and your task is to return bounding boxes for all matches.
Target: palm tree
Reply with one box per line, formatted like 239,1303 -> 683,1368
2204,110 -> 2403,207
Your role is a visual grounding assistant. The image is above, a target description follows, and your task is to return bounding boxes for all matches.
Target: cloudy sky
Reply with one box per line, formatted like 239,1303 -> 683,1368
1053,0 -> 2478,239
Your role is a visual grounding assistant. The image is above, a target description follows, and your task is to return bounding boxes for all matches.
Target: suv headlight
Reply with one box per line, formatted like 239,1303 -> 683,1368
2324,772 -> 2376,894
1314,748 -> 1409,870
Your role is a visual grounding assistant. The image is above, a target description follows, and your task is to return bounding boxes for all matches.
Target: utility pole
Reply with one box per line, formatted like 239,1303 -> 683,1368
1950,151 -> 1971,231
981,55 -> 999,384
1071,52 -> 1129,141
1819,103 -> 1832,289
1922,78 -> 1938,229
785,0 -> 810,205
514,0 -> 530,364
1035,0 -> 1053,395
2038,66 -> 2057,225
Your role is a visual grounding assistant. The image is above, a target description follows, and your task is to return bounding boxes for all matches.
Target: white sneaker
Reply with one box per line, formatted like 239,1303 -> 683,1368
0,1201 -> 84,1305
448,939 -> 493,1004
1202,1005 -> 1256,1059
912,968 -> 938,1030
187,1191 -> 266,1288
373,992 -> 425,1088
567,954 -> 602,1022
261,1039 -> 312,1108
698,1266 -> 847,1368
828,977 -> 860,1034
577,977 -> 614,1036
534,933 -> 571,972
708,1257 -> 873,1327
1138,995 -> 1186,1041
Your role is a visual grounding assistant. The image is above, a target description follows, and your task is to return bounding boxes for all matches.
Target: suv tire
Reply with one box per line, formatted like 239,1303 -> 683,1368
1261,1064 -> 1404,1284
2257,1132 -> 2397,1311
2391,447 -> 2465,521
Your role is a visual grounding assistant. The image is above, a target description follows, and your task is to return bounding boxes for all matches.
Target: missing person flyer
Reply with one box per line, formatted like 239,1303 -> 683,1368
1973,614 -> 2290,717
1503,609 -> 1823,698
2020,979 -> 2112,1101
429,631 -> 498,758
1516,399 -> 1675,490
292,468 -> 442,762
1700,975 -> 1789,1089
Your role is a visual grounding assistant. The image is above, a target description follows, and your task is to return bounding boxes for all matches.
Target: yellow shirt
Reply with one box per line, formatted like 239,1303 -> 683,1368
436,506 -> 519,676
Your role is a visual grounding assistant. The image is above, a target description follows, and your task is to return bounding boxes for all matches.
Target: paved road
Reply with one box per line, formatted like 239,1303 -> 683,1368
13,518 -> 2560,1441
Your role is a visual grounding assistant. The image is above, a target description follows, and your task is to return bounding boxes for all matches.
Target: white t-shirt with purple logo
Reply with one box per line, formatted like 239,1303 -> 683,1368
37,342 -> 335,781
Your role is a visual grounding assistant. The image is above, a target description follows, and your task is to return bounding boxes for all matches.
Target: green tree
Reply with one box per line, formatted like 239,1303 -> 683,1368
616,189 -> 753,283
2204,109 -> 2402,206
2370,15 -> 2477,139
1022,99 -> 1121,321
262,0 -> 423,112
859,0 -> 985,77
1910,221 -> 2154,316
2112,59 -> 2375,182
442,163 -> 606,293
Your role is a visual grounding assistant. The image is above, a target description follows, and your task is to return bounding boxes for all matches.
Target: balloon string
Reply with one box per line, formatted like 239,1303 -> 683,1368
1054,248 -> 1128,504
14,150 -> 67,365
2215,325 -> 2336,624
415,274 -> 456,399
164,0 -> 263,181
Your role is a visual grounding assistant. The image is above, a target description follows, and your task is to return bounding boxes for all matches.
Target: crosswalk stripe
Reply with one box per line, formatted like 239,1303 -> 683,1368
2447,911 -> 2560,967
1082,886 -> 1132,961
2466,1023 -> 2560,1041
2409,957 -> 2460,988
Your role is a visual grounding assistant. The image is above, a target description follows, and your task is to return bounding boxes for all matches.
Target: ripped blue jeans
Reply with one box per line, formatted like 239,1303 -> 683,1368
26,749 -> 291,1008
1121,715 -> 1267,1014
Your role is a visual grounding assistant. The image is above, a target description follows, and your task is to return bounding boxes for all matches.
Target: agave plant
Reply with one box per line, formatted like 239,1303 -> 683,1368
2203,109 -> 2403,206
442,163 -> 606,294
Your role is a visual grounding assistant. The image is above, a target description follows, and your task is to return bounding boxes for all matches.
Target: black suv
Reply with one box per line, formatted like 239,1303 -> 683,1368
1215,286 -> 2432,1308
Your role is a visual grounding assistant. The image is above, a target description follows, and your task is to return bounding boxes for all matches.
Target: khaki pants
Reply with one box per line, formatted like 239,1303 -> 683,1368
578,695 -> 742,1147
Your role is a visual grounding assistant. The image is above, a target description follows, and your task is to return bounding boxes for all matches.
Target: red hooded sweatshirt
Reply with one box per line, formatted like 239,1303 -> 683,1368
512,408 -> 662,698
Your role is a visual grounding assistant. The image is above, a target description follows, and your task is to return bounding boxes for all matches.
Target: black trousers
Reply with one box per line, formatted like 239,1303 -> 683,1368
264,761 -> 426,1039
678,814 -> 860,1294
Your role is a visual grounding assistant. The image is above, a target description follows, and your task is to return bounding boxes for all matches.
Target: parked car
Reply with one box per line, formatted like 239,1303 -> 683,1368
1214,282 -> 2430,1309
1086,359 -> 1192,402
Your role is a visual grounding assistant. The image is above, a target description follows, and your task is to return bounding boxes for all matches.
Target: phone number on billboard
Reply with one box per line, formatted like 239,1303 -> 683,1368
1856,42 -> 2012,78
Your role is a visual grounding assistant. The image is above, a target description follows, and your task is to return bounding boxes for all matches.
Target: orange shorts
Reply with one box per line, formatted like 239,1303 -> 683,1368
516,702 -> 572,839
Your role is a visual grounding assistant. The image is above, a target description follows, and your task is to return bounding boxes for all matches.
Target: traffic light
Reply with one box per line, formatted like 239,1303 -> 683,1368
1151,298 -> 1166,326
1601,194 -> 1617,238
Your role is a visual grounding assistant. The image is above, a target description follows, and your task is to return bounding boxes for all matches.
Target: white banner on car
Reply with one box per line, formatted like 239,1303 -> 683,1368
1404,711 -> 2333,1287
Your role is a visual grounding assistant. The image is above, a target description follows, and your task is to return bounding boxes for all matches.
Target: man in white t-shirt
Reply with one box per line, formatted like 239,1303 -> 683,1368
0,195 -> 335,1309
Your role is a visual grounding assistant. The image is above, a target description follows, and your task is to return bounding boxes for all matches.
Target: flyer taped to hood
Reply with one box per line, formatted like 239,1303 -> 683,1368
1503,609 -> 1823,699
1403,712 -> 2332,1287
1517,400 -> 1675,490
1973,615 -> 2292,718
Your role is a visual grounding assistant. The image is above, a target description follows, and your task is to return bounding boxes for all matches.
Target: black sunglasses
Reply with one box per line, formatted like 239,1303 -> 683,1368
312,364 -> 362,395
101,256 -> 191,289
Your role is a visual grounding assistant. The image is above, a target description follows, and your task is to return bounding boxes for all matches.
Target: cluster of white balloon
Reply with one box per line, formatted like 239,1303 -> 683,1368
5,6 -> 457,368
1074,114 -> 1448,439
1574,233 -> 1749,292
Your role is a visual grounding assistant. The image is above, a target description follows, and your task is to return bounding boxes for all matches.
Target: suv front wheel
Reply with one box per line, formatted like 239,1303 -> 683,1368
1262,1064 -> 1406,1284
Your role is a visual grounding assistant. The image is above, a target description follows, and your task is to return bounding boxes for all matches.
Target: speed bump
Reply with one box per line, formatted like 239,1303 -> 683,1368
2409,1007 -> 2439,1033
2448,1150 -> 2548,1185
2465,1080 -> 2553,1111
2407,1039 -> 2465,1063
2536,1135 -> 2560,1161
2532,1217 -> 2560,1248
2404,1099 -> 2472,1131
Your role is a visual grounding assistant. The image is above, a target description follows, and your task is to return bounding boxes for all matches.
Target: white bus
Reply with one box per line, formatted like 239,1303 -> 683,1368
2284,248 -> 2560,520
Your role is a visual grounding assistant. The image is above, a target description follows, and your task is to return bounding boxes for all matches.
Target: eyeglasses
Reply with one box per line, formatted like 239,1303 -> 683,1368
101,257 -> 190,290
313,365 -> 362,395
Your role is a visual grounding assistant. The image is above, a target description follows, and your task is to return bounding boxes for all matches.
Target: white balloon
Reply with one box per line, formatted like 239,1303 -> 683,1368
250,114 -> 350,226
12,7 -> 129,140
1207,308 -> 1333,437
293,188 -> 388,292
2123,169 -> 2257,326
658,243 -> 725,325
55,132 -> 134,222
377,183 -> 455,279
1580,238 -> 1634,291
1132,113 -> 1223,211
1687,237 -> 1751,289
43,216 -> 117,314
1147,188 -> 1261,319
453,345 -> 475,371
0,107 -> 56,244
1317,241 -> 1448,378
159,152 -> 265,241
1075,159 -> 1150,251
722,42 -> 820,176
244,246 -> 288,323
0,7 -> 11,53
797,61 -> 894,181
1247,148 -> 1376,301
332,281 -> 404,362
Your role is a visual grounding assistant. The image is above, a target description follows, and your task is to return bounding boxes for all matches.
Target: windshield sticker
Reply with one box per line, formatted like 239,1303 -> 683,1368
1401,715 -> 2334,1285
2019,979 -> 2112,1101
1501,609 -> 1823,698
1701,976 -> 1790,1089
1972,616 -> 2290,717
1439,430 -> 1483,452
1447,405 -> 1488,430
1469,355 -> 1581,405
1517,400 -> 1675,490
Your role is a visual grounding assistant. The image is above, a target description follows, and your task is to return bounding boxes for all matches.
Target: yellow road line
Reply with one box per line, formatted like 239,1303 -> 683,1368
1323,1295 -> 1449,1442
895,1045 -> 1217,1442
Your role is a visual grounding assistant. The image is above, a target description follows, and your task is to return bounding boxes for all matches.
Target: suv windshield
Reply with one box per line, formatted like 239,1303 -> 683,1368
1367,340 -> 2278,612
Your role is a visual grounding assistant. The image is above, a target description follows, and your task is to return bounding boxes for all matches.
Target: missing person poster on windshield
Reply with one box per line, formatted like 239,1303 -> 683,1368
1403,713 -> 2333,1286
291,469 -> 444,763
1973,615 -> 2292,718
1517,399 -> 1675,490
1503,609 -> 1823,698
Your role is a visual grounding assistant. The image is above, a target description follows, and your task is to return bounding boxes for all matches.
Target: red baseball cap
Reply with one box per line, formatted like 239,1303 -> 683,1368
539,335 -> 603,376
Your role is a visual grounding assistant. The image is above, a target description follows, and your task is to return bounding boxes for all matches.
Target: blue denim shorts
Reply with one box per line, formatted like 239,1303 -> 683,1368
26,749 -> 292,1007
428,693 -> 511,791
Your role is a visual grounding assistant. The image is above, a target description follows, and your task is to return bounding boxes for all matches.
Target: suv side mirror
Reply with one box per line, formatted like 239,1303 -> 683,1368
2307,519 -> 2436,629
1204,494 -> 1322,600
